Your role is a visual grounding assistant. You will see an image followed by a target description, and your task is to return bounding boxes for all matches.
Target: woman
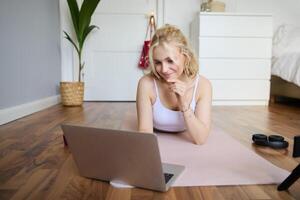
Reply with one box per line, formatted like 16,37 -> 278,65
136,24 -> 212,145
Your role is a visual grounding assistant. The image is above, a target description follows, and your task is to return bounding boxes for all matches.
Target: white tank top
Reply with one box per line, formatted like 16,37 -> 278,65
152,75 -> 200,132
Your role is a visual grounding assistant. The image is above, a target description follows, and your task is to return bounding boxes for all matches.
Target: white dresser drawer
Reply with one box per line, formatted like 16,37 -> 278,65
199,59 -> 271,79
190,13 -> 272,105
199,13 -> 272,37
211,80 -> 270,100
199,37 -> 272,58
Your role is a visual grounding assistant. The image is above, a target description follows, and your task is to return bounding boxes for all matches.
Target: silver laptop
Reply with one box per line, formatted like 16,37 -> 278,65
61,124 -> 185,192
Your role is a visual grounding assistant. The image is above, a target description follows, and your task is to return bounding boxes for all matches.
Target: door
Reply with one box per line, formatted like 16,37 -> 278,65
82,0 -> 159,101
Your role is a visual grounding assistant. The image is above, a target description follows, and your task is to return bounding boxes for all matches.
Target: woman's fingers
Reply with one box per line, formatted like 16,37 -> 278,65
170,85 -> 185,96
168,78 -> 196,97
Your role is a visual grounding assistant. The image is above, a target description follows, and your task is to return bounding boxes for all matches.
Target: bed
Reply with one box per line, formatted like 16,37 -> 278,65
271,24 -> 300,101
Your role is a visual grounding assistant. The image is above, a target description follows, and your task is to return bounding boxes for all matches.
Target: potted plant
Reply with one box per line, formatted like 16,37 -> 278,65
60,0 -> 101,106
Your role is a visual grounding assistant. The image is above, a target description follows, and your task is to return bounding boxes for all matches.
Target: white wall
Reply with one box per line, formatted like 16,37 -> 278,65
232,0 -> 300,31
164,0 -> 201,37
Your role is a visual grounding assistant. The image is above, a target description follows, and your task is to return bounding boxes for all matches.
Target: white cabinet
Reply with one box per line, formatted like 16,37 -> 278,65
190,12 -> 273,105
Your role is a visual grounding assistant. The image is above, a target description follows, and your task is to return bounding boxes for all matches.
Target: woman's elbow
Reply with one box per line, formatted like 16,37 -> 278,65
194,129 -> 210,145
194,138 -> 207,145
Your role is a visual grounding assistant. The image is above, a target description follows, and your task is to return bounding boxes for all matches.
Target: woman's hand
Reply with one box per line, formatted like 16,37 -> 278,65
167,79 -> 195,111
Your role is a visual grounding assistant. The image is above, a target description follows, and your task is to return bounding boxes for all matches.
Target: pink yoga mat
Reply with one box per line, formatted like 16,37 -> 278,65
121,112 -> 290,186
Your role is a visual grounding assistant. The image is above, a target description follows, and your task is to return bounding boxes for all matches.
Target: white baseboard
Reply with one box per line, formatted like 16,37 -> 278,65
0,95 -> 61,125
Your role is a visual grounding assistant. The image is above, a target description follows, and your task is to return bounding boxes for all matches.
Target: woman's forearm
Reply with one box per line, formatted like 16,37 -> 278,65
182,109 -> 210,145
138,127 -> 154,133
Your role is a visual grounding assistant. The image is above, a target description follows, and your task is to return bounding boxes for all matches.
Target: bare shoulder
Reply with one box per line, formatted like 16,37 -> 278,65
199,75 -> 212,90
196,75 -> 212,100
138,74 -> 155,90
137,74 -> 156,101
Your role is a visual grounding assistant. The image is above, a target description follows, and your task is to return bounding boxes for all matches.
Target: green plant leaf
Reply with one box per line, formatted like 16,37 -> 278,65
66,0 -> 80,41
65,0 -> 101,82
80,25 -> 99,49
79,62 -> 85,82
78,0 -> 101,42
64,31 -> 80,56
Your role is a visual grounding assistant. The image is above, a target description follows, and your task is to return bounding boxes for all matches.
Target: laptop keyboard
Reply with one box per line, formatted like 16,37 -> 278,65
164,173 -> 174,183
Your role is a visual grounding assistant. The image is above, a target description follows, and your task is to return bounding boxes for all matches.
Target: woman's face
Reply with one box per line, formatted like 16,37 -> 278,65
153,42 -> 186,81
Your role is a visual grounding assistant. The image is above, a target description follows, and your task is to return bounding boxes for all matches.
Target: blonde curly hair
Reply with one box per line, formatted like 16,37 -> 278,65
149,24 -> 199,79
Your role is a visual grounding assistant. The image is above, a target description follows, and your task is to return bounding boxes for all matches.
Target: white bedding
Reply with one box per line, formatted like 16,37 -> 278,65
272,24 -> 300,86
272,52 -> 300,86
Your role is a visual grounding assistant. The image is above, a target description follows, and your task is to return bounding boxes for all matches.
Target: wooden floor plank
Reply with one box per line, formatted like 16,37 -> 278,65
45,155 -> 78,200
239,185 -> 271,199
216,186 -> 250,200
0,189 -> 16,200
130,188 -> 155,200
198,186 -> 226,200
260,184 -> 296,200
10,169 -> 57,200
105,187 -> 131,200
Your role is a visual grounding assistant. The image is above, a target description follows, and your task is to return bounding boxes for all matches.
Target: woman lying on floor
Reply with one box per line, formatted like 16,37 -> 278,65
136,24 -> 212,145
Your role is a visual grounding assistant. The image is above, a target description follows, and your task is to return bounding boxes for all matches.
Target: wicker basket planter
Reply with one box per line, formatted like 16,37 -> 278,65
60,82 -> 84,106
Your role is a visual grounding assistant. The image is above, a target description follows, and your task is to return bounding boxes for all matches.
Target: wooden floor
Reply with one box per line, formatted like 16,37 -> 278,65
0,102 -> 300,200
